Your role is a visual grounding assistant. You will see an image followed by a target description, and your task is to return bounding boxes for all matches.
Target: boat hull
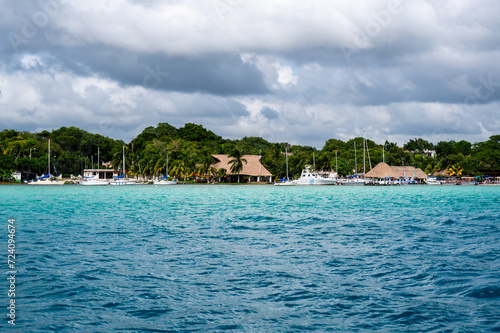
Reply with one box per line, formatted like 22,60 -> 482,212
109,181 -> 137,186
340,180 -> 365,186
274,181 -> 296,186
292,179 -> 337,185
153,180 -> 177,185
28,180 -> 65,185
80,181 -> 109,186
292,167 -> 338,185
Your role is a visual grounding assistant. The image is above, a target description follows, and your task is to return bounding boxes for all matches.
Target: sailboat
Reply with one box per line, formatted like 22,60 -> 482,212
28,139 -> 65,185
80,147 -> 109,185
274,146 -> 295,186
154,154 -> 177,185
80,175 -> 109,186
109,146 -> 137,185
341,137 -> 366,186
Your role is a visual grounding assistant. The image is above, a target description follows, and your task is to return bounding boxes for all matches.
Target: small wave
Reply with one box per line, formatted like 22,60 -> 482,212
103,301 -> 121,308
95,231 -> 131,235
466,286 -> 500,299
127,308 -> 172,319
214,324 -> 243,330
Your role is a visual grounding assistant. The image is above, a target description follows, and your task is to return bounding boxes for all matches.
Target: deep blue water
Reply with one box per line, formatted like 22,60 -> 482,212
1,185 -> 500,332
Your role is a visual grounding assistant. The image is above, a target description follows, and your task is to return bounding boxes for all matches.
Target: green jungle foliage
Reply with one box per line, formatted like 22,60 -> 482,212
1,124 -> 499,182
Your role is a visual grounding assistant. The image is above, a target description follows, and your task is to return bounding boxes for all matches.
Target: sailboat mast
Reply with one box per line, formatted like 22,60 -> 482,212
98,147 -> 100,171
166,153 -> 169,177
123,145 -> 125,177
335,150 -> 338,174
285,146 -> 289,180
48,139 -> 51,176
363,131 -> 366,175
354,142 -> 357,174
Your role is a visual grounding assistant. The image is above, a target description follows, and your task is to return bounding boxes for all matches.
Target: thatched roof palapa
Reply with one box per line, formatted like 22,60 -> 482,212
365,162 -> 427,179
392,166 -> 427,179
211,154 -> 272,177
364,162 -> 400,178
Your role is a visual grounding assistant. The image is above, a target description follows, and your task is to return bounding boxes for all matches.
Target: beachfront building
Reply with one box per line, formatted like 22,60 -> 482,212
365,162 -> 427,184
210,154 -> 273,183
83,169 -> 119,180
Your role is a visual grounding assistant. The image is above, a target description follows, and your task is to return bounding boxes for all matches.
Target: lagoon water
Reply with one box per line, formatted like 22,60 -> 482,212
1,185 -> 500,332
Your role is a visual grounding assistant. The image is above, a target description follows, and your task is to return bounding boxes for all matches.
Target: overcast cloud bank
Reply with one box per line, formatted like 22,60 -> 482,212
1,0 -> 499,147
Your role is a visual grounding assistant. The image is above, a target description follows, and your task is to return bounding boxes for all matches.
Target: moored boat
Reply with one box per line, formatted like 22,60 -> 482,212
340,176 -> 365,186
153,177 -> 177,185
274,179 -> 296,186
153,154 -> 177,185
292,166 -> 337,185
28,174 -> 65,185
28,139 -> 65,185
109,175 -> 137,186
108,145 -> 137,185
274,146 -> 296,186
80,175 -> 109,186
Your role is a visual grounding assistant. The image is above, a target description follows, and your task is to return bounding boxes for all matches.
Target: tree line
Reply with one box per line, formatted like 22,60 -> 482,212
1,124 -> 499,182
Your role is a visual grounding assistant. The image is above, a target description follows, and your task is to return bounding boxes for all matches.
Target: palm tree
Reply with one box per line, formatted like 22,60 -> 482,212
170,159 -> 186,181
228,149 -> 247,183
210,166 -> 218,183
184,151 -> 198,181
448,164 -> 463,177
198,154 -> 214,182
217,168 -> 227,183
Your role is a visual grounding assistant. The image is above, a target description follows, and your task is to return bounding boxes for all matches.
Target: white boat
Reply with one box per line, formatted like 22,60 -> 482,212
28,174 -> 66,185
274,180 -> 296,186
109,145 -> 137,186
109,176 -> 137,186
339,134 -> 367,186
340,176 -> 365,186
425,177 -> 442,185
154,177 -> 177,185
153,154 -> 177,185
29,139 -> 65,185
80,175 -> 109,186
292,166 -> 337,185
274,146 -> 296,186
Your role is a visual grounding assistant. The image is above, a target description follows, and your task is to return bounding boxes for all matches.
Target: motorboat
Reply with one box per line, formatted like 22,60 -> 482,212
292,166 -> 337,185
425,177 -> 442,185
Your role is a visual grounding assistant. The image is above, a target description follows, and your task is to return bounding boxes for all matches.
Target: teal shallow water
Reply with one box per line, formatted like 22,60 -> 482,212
1,185 -> 500,332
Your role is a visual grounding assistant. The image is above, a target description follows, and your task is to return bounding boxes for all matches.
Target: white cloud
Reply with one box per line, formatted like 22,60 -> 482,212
274,63 -> 298,87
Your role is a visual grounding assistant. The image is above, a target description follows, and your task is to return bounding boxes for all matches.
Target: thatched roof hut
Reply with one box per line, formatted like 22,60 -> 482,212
431,169 -> 448,177
392,166 -> 427,179
364,162 -> 400,178
365,162 -> 427,179
211,154 -> 272,177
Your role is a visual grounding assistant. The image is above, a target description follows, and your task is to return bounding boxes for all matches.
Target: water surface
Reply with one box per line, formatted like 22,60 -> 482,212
1,185 -> 499,332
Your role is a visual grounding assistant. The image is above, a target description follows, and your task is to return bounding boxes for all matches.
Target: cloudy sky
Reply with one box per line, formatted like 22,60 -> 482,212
1,0 -> 499,147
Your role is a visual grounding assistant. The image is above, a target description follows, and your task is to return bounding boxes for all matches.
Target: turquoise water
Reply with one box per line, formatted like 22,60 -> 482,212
1,185 -> 500,332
